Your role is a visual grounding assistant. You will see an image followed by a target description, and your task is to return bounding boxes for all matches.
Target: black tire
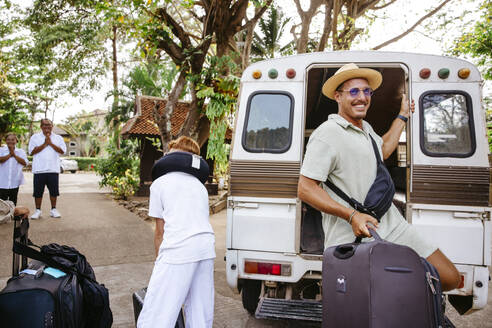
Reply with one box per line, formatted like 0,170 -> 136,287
70,170 -> 76,174
60,167 -> 64,173
241,279 -> 262,315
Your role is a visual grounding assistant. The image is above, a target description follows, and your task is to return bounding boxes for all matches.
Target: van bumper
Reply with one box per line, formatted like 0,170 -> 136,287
226,249 -> 322,292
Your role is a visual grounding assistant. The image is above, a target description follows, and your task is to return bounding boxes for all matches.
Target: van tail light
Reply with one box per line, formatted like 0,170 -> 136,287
458,274 -> 465,289
244,261 -> 291,276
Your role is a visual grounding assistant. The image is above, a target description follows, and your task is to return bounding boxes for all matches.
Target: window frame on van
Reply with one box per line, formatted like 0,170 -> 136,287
419,90 -> 476,158
241,90 -> 295,154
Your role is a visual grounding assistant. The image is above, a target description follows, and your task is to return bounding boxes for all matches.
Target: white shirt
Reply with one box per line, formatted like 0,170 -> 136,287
28,132 -> 67,174
149,171 -> 215,264
0,147 -> 28,189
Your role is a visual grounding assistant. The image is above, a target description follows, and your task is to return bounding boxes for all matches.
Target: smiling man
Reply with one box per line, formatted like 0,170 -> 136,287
28,118 -> 67,219
297,63 -> 460,291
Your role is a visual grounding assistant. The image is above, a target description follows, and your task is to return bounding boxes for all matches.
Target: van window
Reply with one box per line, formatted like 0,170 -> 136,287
420,91 -> 475,157
242,92 -> 293,153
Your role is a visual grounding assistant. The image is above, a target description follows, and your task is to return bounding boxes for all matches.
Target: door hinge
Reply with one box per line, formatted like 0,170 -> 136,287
481,211 -> 491,221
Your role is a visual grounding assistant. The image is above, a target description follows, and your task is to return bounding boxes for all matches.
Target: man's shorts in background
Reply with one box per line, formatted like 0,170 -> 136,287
33,173 -> 59,198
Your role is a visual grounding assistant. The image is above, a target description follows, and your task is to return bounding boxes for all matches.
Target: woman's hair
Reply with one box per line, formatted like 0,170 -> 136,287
168,136 -> 200,155
5,133 -> 17,142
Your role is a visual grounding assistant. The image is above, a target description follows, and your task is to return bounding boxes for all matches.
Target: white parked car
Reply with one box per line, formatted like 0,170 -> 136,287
60,158 -> 78,173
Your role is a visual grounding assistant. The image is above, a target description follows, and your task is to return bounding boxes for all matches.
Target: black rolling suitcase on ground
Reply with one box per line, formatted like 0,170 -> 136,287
0,215 -> 85,328
133,287 -> 185,327
322,228 -> 451,328
0,215 -> 112,328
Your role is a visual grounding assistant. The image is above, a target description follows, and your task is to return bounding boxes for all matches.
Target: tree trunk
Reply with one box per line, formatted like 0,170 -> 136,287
293,0 -> 324,54
111,24 -> 120,149
155,70 -> 188,153
317,0 -> 334,52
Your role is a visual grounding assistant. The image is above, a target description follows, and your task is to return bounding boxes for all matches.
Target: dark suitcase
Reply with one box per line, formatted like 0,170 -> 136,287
133,287 -> 185,327
322,228 -> 445,328
0,216 -> 85,328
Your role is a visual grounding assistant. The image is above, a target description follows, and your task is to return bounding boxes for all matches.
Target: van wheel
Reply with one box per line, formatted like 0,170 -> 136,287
241,279 -> 261,315
70,170 -> 76,174
60,167 -> 64,173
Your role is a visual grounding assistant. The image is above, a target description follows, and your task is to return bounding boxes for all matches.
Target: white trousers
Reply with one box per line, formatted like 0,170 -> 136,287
137,258 -> 215,328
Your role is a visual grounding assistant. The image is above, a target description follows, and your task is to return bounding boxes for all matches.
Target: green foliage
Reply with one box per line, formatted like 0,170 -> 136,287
23,0 -> 111,95
251,4 -> 291,60
106,168 -> 140,200
69,157 -> 105,171
0,3 -> 29,140
196,56 -> 239,176
106,60 -> 179,127
94,139 -> 140,196
451,0 -> 492,79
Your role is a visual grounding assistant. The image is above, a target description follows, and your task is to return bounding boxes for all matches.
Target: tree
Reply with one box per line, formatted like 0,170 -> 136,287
130,0 -> 273,155
290,0 -> 454,53
251,5 -> 291,60
451,0 -> 491,79
0,1 -> 29,143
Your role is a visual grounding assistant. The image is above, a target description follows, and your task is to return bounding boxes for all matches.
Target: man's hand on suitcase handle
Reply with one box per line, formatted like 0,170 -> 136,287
350,212 -> 379,238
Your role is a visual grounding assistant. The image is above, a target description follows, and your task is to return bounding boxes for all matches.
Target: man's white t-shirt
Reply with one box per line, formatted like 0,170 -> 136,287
28,132 -> 67,174
0,147 -> 28,189
149,171 -> 215,264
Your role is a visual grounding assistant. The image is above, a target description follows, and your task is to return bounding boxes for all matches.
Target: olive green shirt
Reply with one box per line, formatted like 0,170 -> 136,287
300,114 -> 409,249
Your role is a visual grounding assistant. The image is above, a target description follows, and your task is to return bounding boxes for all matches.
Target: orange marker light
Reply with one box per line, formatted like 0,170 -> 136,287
458,68 -> 470,79
252,70 -> 262,79
419,68 -> 431,79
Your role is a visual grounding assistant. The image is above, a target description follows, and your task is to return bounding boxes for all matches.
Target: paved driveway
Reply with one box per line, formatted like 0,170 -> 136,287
0,172 -> 490,327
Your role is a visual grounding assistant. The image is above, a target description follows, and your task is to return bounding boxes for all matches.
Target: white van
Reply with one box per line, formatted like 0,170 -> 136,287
225,51 -> 490,321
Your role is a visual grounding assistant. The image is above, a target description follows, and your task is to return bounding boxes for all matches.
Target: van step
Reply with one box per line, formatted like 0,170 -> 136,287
255,297 -> 322,322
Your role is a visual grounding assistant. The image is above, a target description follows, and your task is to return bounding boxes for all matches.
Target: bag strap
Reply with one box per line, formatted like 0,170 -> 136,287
12,241 -> 97,283
368,134 -> 383,164
323,133 -> 382,215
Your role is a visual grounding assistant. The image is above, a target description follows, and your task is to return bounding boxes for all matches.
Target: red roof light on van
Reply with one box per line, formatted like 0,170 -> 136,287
286,68 -> 296,79
419,68 -> 431,79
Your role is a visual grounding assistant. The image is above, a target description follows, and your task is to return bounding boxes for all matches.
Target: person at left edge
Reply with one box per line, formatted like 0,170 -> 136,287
28,119 -> 66,219
0,133 -> 28,206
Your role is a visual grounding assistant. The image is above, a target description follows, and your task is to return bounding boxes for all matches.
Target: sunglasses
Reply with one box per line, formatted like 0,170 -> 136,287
337,87 -> 374,97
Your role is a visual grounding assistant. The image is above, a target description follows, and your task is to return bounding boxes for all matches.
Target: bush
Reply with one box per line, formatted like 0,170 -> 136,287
95,139 -> 140,199
106,169 -> 140,200
70,157 -> 105,171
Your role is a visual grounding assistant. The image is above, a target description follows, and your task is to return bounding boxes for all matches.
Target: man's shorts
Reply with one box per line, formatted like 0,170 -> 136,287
33,173 -> 59,198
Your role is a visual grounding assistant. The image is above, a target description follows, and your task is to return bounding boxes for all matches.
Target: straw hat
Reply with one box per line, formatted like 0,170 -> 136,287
322,63 -> 382,100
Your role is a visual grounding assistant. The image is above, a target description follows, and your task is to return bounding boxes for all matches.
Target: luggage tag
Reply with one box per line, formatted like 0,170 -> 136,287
44,267 -> 66,278
19,269 -> 37,275
191,155 -> 201,169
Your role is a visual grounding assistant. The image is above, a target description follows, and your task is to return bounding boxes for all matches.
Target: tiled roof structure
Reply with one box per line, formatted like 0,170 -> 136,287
121,95 -> 232,139
121,95 -> 190,137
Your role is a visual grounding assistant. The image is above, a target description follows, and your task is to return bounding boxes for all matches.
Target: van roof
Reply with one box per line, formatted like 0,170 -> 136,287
242,51 -> 481,83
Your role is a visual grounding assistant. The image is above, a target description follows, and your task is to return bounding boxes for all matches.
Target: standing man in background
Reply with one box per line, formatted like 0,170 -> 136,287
0,133 -> 28,205
28,119 -> 66,219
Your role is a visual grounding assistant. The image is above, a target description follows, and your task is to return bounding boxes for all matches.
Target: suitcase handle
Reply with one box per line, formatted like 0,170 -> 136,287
354,227 -> 382,244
